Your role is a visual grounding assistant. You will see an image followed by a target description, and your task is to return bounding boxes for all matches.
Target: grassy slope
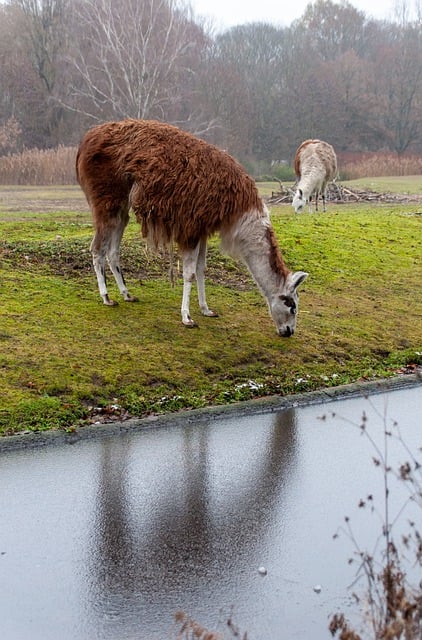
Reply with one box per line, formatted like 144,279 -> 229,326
0,182 -> 421,435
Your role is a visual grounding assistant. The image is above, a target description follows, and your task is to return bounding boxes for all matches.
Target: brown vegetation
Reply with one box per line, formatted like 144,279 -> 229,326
0,146 -> 77,185
329,413 -> 422,640
174,612 -> 223,640
339,152 -> 422,180
1,147 -> 421,187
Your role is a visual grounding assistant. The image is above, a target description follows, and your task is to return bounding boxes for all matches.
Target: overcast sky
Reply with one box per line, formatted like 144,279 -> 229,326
191,0 -> 416,30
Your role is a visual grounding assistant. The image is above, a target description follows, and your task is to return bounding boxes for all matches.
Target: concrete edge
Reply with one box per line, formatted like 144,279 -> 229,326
0,374 -> 421,452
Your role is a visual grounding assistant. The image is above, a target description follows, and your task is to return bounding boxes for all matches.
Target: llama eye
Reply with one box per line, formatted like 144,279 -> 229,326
280,295 -> 296,313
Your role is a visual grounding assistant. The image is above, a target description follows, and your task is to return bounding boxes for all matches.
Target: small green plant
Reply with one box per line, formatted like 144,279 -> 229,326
0,397 -> 88,435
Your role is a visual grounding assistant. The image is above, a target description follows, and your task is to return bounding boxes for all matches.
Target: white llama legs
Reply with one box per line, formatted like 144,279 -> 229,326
181,238 -> 218,327
91,204 -> 138,306
308,190 -> 328,213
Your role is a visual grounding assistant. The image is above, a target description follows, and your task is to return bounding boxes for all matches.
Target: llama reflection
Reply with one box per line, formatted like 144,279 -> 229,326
87,410 -> 298,635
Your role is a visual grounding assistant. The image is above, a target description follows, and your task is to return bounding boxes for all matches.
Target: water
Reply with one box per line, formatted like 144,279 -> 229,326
0,385 -> 420,639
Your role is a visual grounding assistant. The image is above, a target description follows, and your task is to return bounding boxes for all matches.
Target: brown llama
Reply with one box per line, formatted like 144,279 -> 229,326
292,139 -> 337,213
76,119 -> 308,337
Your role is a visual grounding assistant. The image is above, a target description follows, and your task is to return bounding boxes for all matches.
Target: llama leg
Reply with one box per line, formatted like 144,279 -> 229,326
91,231 -> 116,306
181,244 -> 200,327
196,237 -> 218,318
322,191 -> 327,212
106,205 -> 138,303
308,195 -> 313,213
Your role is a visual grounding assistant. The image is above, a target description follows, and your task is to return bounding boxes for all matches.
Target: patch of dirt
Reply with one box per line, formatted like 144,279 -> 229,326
0,236 -> 254,290
0,187 -> 89,216
8,198 -> 88,213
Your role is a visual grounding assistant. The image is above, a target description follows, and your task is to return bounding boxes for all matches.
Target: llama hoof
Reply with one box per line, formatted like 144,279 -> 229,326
124,295 -> 139,303
182,318 -> 198,328
202,309 -> 219,318
103,295 -> 118,306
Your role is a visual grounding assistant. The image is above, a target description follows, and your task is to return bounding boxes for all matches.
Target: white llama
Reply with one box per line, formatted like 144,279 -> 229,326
292,139 -> 337,213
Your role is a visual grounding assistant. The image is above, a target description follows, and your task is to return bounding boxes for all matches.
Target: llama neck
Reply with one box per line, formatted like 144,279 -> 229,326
242,234 -> 288,300
297,175 -> 315,200
297,166 -> 324,198
224,209 -> 290,300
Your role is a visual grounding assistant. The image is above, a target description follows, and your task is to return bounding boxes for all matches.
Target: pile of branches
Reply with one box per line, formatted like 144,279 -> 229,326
265,181 -> 422,205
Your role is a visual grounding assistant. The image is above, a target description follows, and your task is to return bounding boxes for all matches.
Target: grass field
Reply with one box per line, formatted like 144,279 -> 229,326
0,180 -> 421,435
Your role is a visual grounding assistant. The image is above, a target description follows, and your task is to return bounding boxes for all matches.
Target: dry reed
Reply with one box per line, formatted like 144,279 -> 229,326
0,146 -> 77,185
1,147 -> 421,186
339,152 -> 422,180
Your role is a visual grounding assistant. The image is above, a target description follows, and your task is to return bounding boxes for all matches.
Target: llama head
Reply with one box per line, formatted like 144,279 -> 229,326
270,271 -> 308,337
292,188 -> 306,213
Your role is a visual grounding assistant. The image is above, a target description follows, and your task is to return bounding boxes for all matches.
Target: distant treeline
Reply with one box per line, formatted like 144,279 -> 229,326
0,0 -> 421,175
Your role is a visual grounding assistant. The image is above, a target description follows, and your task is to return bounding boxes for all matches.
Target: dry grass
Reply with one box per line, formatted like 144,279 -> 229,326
0,146 -> 77,185
339,152 -> 422,180
0,146 -> 421,186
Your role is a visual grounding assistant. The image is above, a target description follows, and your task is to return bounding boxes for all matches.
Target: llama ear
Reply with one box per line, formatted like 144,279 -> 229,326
292,271 -> 308,289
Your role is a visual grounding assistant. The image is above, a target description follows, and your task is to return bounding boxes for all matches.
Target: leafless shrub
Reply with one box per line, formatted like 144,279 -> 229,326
0,145 -> 77,185
329,402 -> 422,639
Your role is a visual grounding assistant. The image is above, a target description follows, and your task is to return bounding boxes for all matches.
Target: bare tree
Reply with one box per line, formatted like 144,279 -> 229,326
369,20 -> 422,154
393,0 -> 422,22
296,0 -> 367,61
206,23 -> 289,164
14,0 -> 69,93
2,0 -> 422,158
7,0 -> 76,147
63,0 -> 210,128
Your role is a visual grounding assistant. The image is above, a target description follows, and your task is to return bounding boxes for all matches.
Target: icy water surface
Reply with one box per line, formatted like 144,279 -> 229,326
0,385 -> 420,640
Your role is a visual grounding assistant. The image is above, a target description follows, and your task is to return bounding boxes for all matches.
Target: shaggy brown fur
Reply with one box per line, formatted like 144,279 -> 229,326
76,118 -> 264,252
266,226 -> 290,280
76,118 -> 307,335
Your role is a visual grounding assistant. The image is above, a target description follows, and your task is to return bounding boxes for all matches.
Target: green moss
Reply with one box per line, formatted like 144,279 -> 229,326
0,196 -> 421,435
0,396 -> 88,435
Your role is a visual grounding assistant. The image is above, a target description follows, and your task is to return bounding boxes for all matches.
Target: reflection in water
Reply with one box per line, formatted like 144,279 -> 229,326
0,386 -> 419,640
88,409 -> 298,637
